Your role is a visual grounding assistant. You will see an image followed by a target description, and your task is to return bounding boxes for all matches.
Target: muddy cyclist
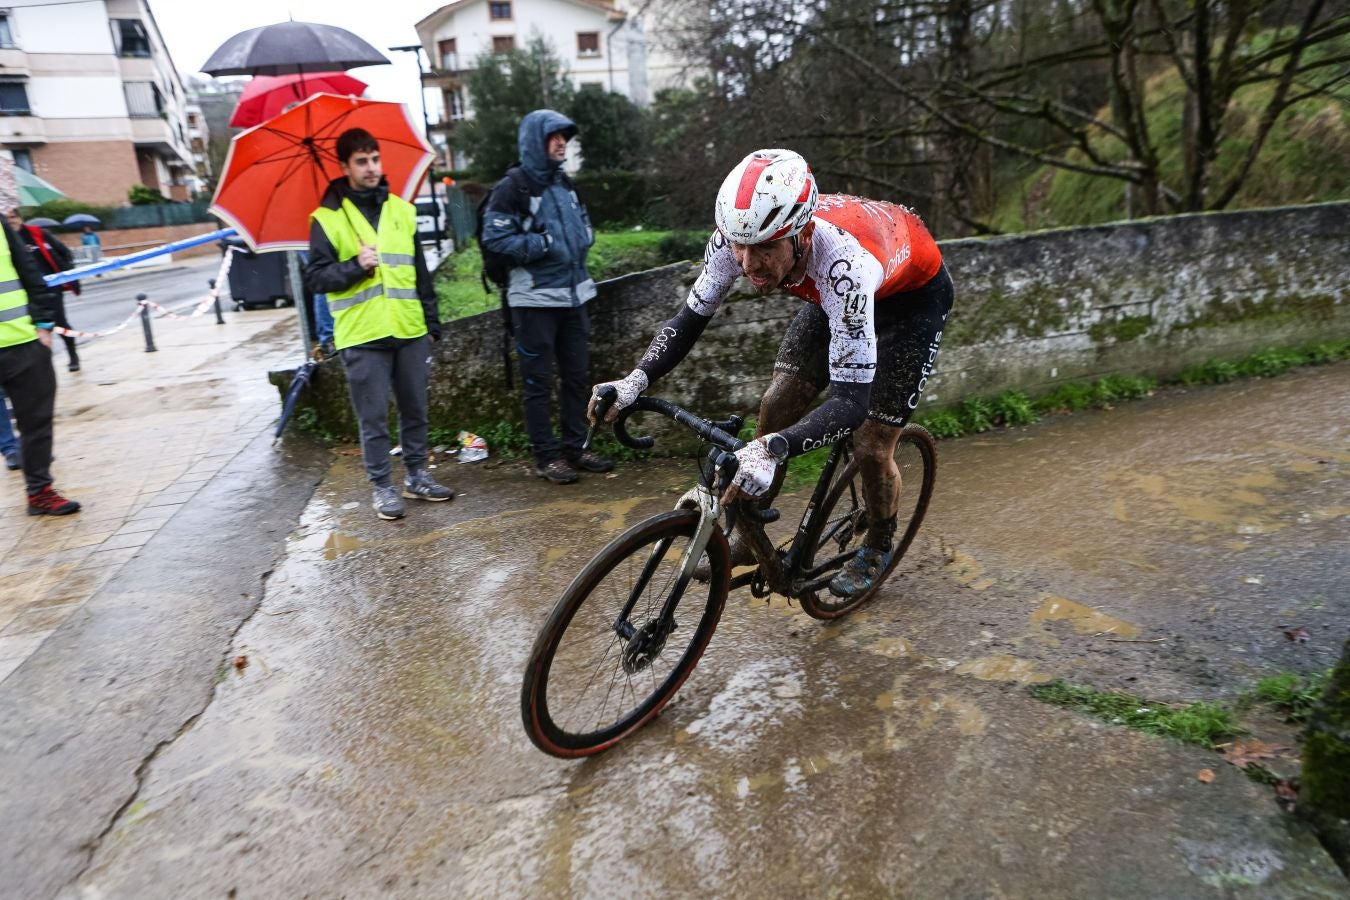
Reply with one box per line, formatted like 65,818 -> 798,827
589,148 -> 955,600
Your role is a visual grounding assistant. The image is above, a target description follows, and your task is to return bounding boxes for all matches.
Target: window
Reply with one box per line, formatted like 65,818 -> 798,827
577,32 -> 600,57
124,81 -> 164,117
437,38 -> 457,70
0,82 -> 30,115
0,14 -> 15,49
11,149 -> 33,173
444,89 -> 465,121
492,35 -> 515,54
489,2 -> 512,20
112,19 -> 151,58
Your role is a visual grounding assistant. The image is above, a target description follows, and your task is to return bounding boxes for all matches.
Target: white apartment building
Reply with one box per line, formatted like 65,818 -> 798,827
414,0 -> 698,168
0,0 -> 195,206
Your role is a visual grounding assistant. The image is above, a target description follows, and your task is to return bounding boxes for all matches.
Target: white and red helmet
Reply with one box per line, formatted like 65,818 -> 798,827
714,149 -> 818,245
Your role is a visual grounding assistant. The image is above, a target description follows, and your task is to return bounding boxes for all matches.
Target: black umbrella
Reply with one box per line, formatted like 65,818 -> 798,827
201,21 -> 390,76
274,360 -> 318,445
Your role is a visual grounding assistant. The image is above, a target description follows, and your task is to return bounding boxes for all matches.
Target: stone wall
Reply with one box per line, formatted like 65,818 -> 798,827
275,202 -> 1350,446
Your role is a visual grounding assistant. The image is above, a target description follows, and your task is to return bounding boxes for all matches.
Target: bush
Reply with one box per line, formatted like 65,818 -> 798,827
656,231 -> 707,263
1180,358 -> 1239,384
988,390 -> 1037,426
21,198 -> 113,226
128,183 -> 167,205
572,170 -> 652,227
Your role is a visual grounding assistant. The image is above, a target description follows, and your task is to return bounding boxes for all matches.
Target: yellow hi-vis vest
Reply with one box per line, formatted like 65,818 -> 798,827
0,234 -> 36,349
310,195 -> 424,350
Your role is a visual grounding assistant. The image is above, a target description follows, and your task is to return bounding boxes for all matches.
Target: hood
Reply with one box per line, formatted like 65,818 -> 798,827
518,109 -> 577,184
318,175 -> 390,211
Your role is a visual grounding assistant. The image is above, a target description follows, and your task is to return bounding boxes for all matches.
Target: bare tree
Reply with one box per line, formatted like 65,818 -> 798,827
656,0 -> 1349,231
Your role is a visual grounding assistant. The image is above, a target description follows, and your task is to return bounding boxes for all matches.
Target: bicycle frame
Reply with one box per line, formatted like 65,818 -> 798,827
598,393 -> 863,642
730,438 -> 857,598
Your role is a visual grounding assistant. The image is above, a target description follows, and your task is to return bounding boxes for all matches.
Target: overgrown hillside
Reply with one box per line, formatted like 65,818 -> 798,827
994,41 -> 1350,231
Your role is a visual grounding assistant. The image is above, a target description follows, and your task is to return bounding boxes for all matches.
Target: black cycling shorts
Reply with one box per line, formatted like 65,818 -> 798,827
774,263 -> 954,427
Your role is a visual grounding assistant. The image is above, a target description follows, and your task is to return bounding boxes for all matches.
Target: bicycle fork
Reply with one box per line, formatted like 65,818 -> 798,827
612,485 -> 721,674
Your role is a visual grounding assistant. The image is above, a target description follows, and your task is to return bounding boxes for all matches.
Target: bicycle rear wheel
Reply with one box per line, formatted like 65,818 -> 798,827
798,424 -> 937,619
521,509 -> 730,757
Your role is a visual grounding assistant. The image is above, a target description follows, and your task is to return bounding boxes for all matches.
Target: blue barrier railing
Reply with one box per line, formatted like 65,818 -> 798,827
44,227 -> 238,288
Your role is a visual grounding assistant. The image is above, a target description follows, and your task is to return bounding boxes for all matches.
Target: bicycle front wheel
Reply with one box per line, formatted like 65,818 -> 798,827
521,509 -> 730,757
798,424 -> 937,619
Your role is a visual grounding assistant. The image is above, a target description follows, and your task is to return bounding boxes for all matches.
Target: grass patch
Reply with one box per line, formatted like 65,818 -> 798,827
1030,680 -> 1240,748
1180,339 -> 1350,385
910,337 -> 1348,443
434,230 -> 703,323
1242,670 -> 1331,724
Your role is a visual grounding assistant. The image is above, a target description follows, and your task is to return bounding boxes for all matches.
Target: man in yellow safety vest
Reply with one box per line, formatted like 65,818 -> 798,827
304,128 -> 451,521
0,216 -> 81,516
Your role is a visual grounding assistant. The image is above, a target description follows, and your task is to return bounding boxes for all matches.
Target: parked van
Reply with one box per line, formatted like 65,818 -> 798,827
414,195 -> 449,244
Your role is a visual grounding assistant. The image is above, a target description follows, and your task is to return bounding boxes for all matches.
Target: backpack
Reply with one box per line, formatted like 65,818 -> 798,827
476,166 -> 533,293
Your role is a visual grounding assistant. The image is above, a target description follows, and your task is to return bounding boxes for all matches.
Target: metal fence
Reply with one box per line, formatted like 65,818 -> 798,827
105,200 -> 215,229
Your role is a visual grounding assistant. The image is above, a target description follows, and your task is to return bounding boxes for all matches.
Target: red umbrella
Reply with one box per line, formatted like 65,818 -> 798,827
210,93 -> 433,252
229,72 -> 367,129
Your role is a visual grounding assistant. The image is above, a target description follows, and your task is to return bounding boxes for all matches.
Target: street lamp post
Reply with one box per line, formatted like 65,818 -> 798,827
390,42 -> 444,255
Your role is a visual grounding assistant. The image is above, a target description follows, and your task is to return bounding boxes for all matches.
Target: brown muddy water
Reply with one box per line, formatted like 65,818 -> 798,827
75,364 -> 1349,898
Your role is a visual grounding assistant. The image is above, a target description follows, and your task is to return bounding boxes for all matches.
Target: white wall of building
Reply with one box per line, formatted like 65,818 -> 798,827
423,0 -> 630,99
7,0 -> 115,54
27,76 -> 129,121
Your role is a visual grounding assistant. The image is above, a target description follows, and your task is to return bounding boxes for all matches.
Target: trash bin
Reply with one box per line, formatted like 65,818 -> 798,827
221,237 -> 293,310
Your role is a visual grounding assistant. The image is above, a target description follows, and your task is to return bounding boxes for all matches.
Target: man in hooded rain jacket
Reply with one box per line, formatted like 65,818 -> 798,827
481,109 -> 613,485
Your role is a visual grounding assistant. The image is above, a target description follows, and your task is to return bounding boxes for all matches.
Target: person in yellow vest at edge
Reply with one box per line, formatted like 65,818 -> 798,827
304,128 -> 452,520
0,215 -> 81,515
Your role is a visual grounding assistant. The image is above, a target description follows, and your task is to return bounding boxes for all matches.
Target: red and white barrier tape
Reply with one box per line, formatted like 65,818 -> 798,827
51,249 -> 238,339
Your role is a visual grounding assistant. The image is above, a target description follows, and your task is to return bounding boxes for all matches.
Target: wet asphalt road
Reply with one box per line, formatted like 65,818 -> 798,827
12,363 -> 1350,897
63,257 -> 227,335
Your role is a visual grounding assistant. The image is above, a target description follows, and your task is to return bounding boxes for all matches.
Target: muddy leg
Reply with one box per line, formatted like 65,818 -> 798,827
854,419 -> 903,549
753,372 -> 819,500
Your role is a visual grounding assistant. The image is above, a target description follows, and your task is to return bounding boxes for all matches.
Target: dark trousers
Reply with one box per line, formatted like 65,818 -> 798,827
0,339 -> 56,495
52,292 -> 78,367
340,336 -> 431,486
513,305 -> 590,466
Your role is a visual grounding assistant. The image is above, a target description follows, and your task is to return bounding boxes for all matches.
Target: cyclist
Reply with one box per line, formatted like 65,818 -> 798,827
589,148 -> 953,599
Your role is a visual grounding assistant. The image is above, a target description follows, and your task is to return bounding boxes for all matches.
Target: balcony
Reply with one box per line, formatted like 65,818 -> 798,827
0,116 -> 44,142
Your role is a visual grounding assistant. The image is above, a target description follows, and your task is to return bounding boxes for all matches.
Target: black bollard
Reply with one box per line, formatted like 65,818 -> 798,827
137,293 -> 157,352
209,278 -> 224,325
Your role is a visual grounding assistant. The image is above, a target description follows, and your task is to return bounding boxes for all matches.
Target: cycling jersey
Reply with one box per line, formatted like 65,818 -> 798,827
685,195 -> 942,386
632,194 -> 948,455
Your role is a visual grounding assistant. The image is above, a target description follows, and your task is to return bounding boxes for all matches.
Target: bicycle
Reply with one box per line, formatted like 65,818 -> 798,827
520,389 -> 937,757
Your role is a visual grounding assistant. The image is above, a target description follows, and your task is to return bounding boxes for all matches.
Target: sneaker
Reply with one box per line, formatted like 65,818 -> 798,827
371,485 -> 406,520
27,486 -> 81,516
403,469 -> 453,501
828,547 -> 893,599
567,450 -> 614,473
535,458 -> 579,485
3,449 -> 18,471
68,360 -> 80,372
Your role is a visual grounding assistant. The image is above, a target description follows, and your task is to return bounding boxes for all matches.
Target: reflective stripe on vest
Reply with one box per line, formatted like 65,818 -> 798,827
310,195 -> 423,350
0,240 -> 35,349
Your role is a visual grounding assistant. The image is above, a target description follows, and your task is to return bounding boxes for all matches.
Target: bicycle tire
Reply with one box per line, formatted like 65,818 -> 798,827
521,509 -> 730,757
798,424 -> 937,619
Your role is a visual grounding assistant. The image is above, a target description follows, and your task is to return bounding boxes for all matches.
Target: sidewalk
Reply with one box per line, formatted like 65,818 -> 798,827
0,305 -> 304,681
